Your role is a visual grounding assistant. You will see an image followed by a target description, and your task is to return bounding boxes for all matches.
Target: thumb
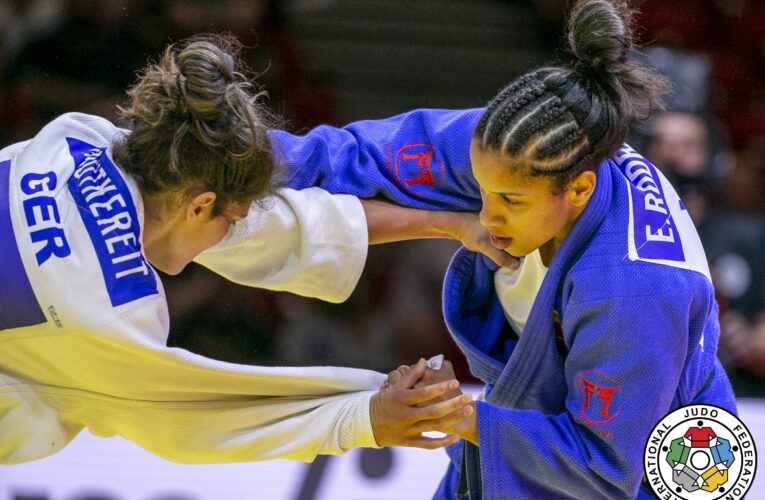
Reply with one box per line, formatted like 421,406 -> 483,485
487,248 -> 520,270
400,358 -> 427,389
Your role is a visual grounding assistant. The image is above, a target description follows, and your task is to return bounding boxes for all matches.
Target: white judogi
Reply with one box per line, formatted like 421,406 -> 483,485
0,113 -> 383,465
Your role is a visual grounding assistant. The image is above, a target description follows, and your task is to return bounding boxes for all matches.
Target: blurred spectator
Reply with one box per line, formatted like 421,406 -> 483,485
642,112 -> 717,226
627,40 -> 765,395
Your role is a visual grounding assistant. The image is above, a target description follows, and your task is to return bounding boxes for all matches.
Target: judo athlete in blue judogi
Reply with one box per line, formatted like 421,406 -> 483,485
272,1 -> 738,497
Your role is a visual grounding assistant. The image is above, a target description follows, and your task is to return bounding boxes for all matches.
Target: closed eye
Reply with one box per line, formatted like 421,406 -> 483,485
501,195 -> 521,205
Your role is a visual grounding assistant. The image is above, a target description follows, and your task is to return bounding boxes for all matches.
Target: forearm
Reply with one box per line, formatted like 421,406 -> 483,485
103,391 -> 380,464
362,199 -> 472,245
361,199 -> 519,269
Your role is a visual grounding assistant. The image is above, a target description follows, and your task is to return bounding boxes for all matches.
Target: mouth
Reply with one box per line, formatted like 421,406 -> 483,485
489,234 -> 513,249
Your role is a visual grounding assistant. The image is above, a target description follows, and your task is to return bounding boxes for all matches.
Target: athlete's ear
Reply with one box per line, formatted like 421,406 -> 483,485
187,191 -> 217,220
567,170 -> 596,207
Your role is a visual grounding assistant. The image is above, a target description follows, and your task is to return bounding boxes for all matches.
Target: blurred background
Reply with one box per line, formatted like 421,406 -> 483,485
1,0 -> 764,498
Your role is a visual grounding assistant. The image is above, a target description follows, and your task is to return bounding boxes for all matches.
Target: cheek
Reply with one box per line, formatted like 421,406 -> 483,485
519,202 -> 566,239
542,198 -> 572,229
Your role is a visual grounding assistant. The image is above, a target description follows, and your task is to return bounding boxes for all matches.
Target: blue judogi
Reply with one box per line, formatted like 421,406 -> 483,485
272,109 -> 737,499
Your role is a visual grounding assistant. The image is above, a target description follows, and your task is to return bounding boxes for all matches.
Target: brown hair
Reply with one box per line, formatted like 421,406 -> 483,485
112,33 -> 282,215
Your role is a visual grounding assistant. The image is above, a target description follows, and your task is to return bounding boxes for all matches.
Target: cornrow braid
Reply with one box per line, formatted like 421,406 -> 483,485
534,123 -> 586,161
473,0 -> 667,192
533,148 -> 593,179
479,75 -> 546,148
503,97 -> 569,155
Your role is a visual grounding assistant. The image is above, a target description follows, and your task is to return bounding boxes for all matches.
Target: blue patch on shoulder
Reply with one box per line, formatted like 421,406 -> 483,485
66,138 -> 157,307
614,147 -> 686,262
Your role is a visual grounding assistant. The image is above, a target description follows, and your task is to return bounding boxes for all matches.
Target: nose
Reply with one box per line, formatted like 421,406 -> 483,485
479,199 -> 506,229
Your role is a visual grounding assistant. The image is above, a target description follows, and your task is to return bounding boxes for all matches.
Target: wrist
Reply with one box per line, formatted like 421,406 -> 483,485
436,211 -> 473,241
368,392 -> 383,447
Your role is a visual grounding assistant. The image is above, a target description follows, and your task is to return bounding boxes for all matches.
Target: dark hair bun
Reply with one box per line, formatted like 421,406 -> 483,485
176,36 -> 241,121
567,0 -> 632,72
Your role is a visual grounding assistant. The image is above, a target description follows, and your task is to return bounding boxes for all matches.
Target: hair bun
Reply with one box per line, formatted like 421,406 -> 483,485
115,33 -> 281,214
175,36 -> 241,119
568,0 -> 632,72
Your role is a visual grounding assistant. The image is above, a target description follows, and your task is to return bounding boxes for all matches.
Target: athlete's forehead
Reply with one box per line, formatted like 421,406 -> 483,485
469,139 -> 549,197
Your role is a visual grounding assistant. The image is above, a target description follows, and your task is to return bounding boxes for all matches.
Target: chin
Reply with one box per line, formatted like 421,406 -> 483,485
162,266 -> 186,276
505,244 -> 530,258
147,257 -> 188,276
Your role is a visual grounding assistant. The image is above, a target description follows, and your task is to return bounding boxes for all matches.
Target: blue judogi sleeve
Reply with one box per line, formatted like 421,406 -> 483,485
474,264 -> 713,499
269,108 -> 483,211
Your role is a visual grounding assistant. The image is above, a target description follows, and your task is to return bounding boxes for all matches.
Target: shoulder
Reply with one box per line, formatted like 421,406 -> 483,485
6,113 -> 124,166
564,254 -> 714,314
54,113 -> 125,146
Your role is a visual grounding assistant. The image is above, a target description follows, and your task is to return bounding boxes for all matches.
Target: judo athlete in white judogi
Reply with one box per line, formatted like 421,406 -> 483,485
0,112 -> 381,464
0,36 -> 478,465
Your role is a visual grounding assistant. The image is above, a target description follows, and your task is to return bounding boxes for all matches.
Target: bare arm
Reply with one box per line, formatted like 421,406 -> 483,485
361,199 -> 519,269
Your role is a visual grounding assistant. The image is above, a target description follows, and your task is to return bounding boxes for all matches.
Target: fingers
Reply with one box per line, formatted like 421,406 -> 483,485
411,403 -> 474,434
386,364 -> 411,384
398,358 -> 427,389
400,434 -> 461,450
487,248 -> 520,270
410,393 -> 473,420
404,379 -> 461,405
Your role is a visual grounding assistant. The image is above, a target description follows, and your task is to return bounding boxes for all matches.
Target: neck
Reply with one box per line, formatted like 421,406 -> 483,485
140,191 -> 178,264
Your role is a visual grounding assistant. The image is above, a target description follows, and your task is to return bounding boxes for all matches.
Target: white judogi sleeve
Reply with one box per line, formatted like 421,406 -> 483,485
194,187 -> 368,303
7,313 -> 386,466
0,112 -> 384,465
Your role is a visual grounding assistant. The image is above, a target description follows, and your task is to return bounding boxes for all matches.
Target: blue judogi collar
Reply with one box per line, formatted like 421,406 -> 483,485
441,159 -> 615,499
442,159 -> 614,403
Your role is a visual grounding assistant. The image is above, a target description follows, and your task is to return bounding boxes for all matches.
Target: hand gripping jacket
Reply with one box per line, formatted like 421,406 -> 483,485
273,108 -> 738,499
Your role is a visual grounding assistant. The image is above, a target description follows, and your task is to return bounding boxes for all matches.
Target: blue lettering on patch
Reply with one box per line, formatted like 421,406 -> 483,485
19,171 -> 72,265
613,146 -> 685,262
66,137 -> 157,307
0,160 -> 47,330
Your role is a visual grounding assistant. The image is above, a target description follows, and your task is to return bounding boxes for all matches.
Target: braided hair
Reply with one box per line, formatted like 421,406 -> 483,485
474,0 -> 668,192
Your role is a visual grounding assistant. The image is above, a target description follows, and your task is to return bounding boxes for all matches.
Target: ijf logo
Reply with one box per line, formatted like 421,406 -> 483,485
393,143 -> 445,191
643,404 -> 757,499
